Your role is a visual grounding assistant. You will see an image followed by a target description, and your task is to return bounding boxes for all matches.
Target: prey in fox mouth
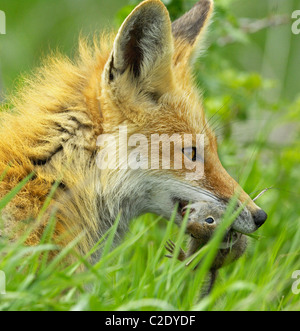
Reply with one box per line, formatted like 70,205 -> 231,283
166,201 -> 249,294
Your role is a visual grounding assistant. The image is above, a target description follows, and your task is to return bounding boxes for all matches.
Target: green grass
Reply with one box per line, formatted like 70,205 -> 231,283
0,151 -> 300,311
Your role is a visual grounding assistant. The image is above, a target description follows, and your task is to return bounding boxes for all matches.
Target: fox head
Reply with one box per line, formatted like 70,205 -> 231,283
98,0 -> 267,234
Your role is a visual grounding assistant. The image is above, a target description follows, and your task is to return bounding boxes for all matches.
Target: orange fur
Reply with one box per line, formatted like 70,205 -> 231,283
0,0 -> 266,260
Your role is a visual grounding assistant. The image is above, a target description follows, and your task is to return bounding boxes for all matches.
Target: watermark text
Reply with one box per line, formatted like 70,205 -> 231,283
0,10 -> 5,35
292,270 -> 300,295
292,10 -> 300,35
0,270 -> 6,295
96,126 -> 205,181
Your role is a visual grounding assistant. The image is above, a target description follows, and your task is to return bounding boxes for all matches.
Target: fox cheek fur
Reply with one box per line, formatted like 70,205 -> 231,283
0,0 -> 267,259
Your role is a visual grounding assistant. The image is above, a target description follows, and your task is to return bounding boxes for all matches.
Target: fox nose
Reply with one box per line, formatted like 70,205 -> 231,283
253,209 -> 268,228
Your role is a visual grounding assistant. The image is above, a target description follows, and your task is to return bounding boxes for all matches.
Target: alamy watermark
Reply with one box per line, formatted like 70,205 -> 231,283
0,10 -> 5,35
0,270 -> 5,295
96,126 -> 205,181
292,270 -> 300,295
292,10 -> 300,35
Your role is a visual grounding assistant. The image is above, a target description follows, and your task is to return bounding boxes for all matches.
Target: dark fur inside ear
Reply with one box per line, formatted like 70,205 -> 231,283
104,0 -> 174,109
108,55 -> 115,81
122,18 -> 146,77
172,0 -> 213,45
110,1 -> 172,80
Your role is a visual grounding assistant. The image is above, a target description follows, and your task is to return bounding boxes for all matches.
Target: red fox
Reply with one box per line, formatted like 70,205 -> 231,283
0,0 -> 267,259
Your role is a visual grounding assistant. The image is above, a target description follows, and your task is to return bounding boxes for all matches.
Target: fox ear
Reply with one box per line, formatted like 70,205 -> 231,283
172,0 -> 214,66
104,0 -> 174,100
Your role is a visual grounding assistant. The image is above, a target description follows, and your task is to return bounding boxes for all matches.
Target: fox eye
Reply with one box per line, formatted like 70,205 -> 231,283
205,217 -> 215,224
182,147 -> 200,162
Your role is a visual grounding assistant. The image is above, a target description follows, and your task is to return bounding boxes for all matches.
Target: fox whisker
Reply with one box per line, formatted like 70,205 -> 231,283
253,187 -> 273,202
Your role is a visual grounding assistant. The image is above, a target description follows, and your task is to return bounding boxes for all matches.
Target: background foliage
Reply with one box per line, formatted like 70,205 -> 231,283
0,0 -> 300,311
